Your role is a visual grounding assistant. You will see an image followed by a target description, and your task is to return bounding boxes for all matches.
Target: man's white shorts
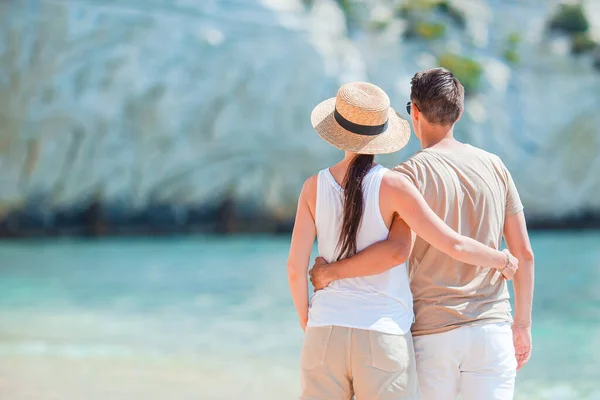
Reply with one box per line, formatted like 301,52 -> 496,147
414,322 -> 517,400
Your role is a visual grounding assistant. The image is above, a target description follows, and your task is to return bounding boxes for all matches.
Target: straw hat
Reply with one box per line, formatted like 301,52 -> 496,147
311,82 -> 411,155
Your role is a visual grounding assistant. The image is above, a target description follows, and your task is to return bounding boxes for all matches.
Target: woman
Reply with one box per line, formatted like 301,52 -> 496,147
287,82 -> 517,400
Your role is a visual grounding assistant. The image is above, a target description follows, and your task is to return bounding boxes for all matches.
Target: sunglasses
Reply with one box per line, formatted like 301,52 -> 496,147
406,101 -> 418,116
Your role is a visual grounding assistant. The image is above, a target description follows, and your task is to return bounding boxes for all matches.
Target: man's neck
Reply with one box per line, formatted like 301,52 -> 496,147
420,125 -> 457,149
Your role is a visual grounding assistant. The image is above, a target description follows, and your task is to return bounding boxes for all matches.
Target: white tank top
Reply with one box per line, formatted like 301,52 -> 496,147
307,164 -> 414,335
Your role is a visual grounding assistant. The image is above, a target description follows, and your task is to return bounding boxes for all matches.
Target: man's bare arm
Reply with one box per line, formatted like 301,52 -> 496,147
504,211 -> 535,369
504,211 -> 534,325
310,215 -> 413,289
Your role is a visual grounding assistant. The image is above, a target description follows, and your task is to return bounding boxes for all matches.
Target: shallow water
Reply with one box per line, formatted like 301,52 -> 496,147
0,232 -> 599,399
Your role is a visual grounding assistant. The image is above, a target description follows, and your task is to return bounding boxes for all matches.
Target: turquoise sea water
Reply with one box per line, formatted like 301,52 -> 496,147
1,232 -> 599,399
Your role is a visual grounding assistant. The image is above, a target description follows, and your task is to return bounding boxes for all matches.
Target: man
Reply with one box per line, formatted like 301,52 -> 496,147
309,68 -> 534,400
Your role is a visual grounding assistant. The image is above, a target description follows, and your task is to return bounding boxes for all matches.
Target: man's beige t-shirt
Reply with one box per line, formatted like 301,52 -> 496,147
394,144 -> 523,337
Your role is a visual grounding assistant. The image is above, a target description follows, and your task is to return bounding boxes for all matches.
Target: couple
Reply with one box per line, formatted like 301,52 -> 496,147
287,68 -> 534,400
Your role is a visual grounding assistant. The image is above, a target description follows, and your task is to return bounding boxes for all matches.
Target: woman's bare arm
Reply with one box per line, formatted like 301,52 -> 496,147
287,176 -> 317,331
381,171 -> 517,272
309,215 -> 413,290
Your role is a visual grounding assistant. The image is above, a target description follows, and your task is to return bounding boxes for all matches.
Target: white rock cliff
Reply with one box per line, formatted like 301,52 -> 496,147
0,0 -> 599,231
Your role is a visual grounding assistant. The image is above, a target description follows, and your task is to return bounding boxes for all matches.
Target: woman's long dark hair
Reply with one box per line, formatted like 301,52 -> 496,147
336,154 -> 375,261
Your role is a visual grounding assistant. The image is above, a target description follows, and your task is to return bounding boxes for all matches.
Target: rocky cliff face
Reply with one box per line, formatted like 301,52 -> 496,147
0,0 -> 599,234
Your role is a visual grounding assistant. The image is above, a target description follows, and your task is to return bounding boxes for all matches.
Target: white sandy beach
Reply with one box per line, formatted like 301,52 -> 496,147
0,355 -> 299,400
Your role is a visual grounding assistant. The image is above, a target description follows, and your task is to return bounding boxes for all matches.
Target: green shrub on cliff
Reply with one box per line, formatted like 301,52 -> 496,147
547,3 -> 600,66
503,32 -> 521,64
438,53 -> 483,93
405,21 -> 447,40
398,0 -> 465,27
337,0 -> 353,15
397,0 -> 431,15
416,21 -> 446,39
549,3 -> 589,34
369,19 -> 391,32
571,33 -> 597,55
507,32 -> 522,46
503,49 -> 520,64
435,0 -> 466,27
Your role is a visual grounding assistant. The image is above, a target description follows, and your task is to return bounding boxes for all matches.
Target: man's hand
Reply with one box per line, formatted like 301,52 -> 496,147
309,257 -> 331,291
500,249 -> 519,280
513,324 -> 532,370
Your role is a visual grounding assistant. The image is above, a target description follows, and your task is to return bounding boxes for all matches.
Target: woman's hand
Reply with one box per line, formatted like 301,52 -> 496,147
499,249 -> 519,280
300,317 -> 308,332
309,257 -> 332,291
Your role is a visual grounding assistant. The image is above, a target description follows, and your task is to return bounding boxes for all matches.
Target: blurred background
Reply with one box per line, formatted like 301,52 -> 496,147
1,0 -> 599,399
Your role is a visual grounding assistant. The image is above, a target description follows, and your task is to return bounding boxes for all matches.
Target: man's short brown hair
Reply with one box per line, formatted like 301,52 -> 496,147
410,68 -> 464,126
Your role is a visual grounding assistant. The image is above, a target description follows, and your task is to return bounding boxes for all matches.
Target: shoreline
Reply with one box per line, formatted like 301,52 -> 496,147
1,206 -> 600,239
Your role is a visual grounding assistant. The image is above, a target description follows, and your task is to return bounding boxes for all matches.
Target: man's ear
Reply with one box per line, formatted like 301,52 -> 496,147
412,104 -> 420,122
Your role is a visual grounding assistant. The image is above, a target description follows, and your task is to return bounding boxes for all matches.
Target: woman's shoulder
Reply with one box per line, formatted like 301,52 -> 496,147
301,174 -> 318,195
299,173 -> 319,207
380,169 -> 414,192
